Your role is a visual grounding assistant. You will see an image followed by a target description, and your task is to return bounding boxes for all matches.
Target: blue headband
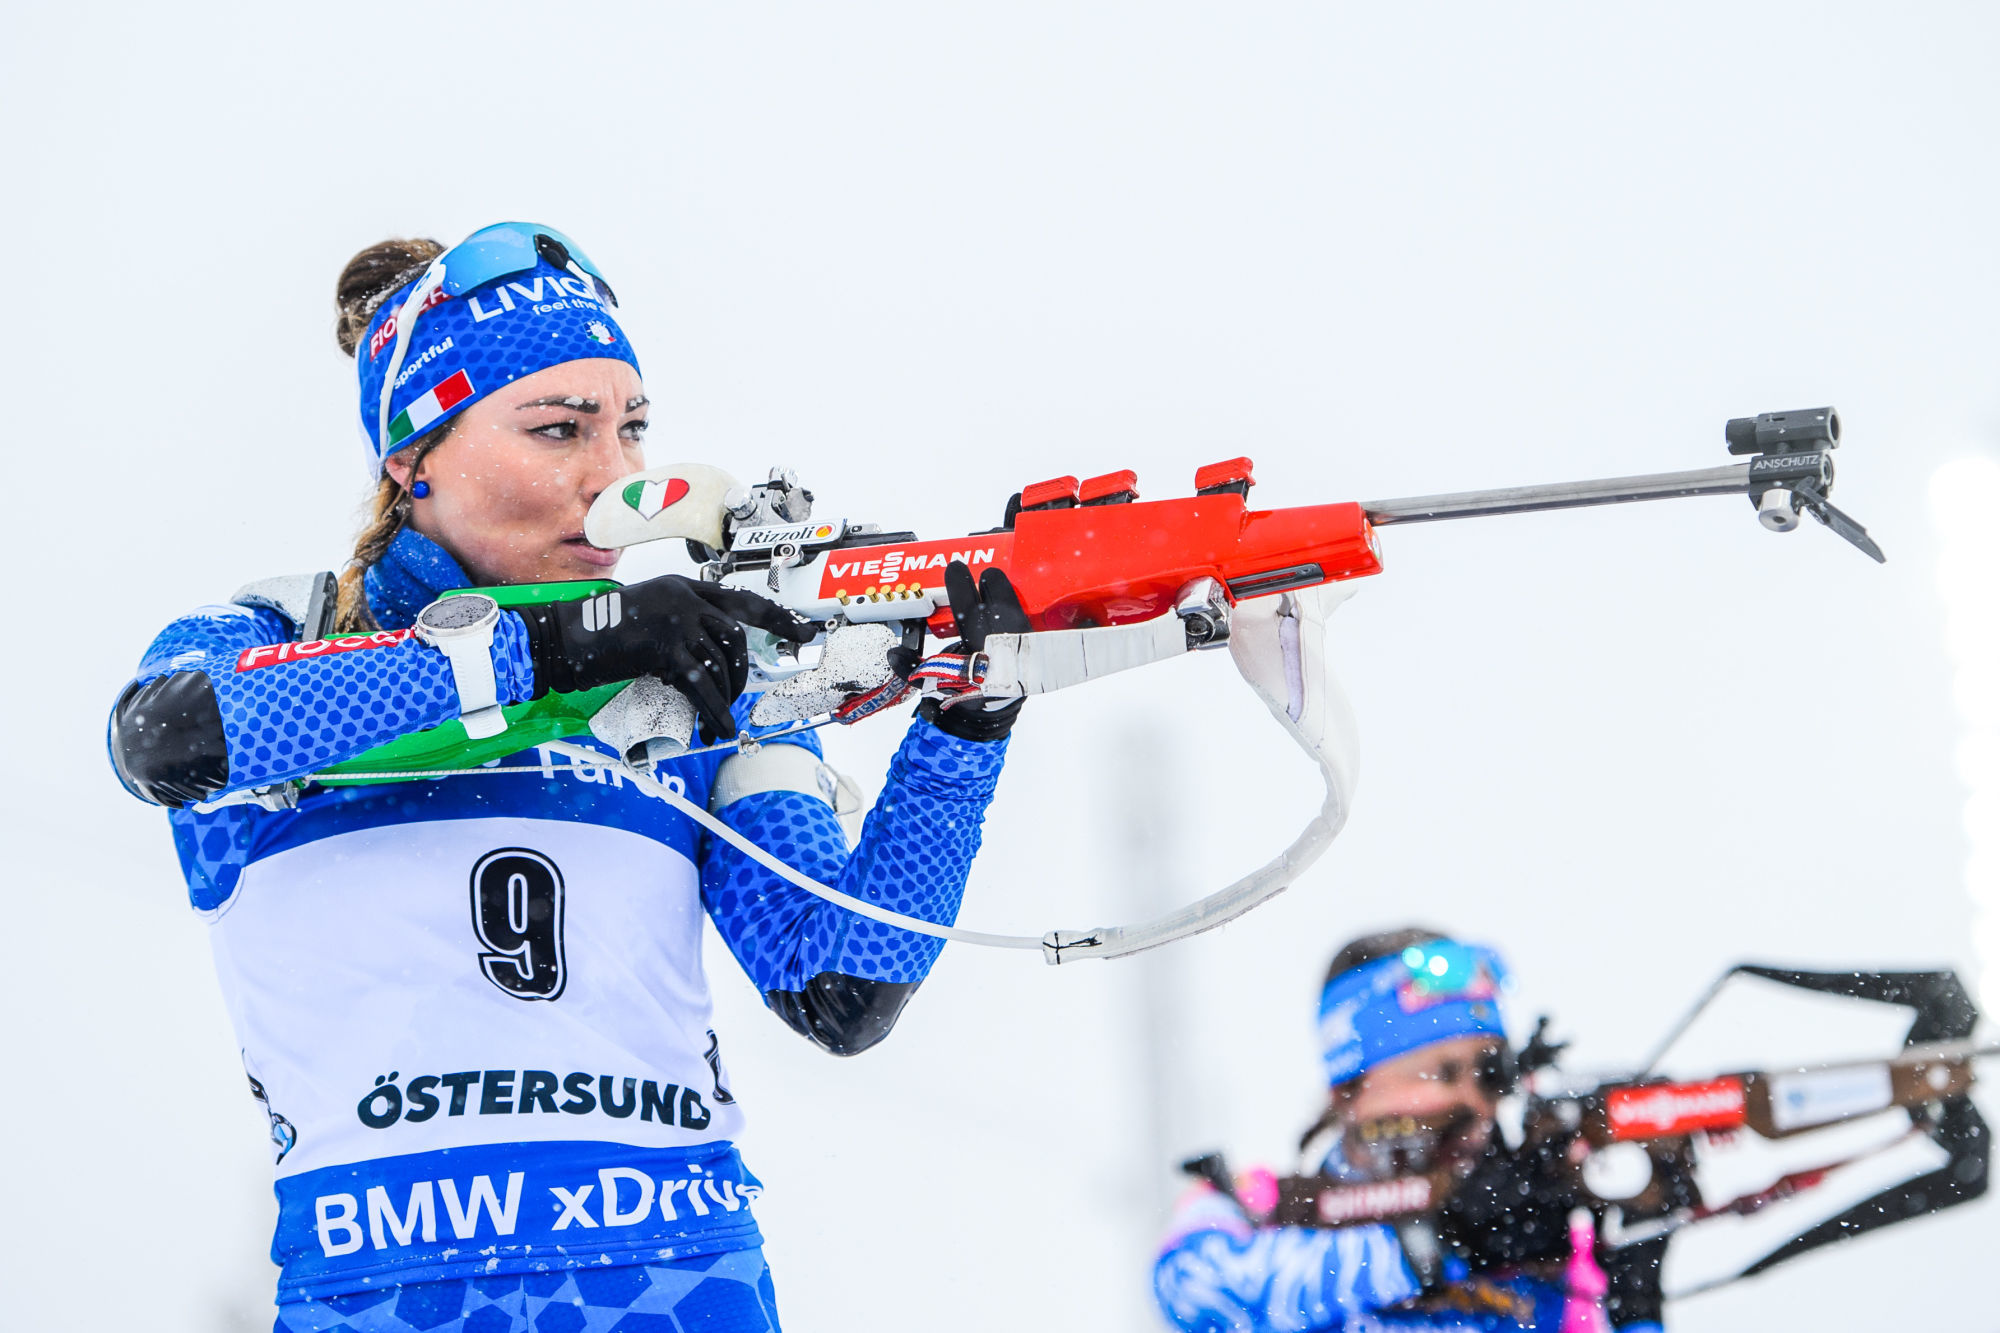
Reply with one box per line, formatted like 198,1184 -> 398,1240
354,259 -> 641,476
1317,939 -> 1510,1086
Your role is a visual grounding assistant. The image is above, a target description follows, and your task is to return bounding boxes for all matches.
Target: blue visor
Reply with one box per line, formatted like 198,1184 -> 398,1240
427,222 -> 618,307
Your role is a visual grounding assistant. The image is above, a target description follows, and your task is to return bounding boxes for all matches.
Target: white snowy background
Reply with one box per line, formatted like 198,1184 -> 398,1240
3,3 -> 1997,1327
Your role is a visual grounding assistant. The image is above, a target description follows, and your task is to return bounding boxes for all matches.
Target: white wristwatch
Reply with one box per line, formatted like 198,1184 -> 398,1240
414,593 -> 509,740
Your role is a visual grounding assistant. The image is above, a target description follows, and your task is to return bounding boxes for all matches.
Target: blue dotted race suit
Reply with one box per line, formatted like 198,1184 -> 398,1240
1152,1146 -> 1662,1333
106,528 -> 1011,1326
275,1250 -> 778,1333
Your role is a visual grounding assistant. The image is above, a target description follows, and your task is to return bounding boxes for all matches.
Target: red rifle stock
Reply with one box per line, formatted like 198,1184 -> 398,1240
780,464 -> 1384,637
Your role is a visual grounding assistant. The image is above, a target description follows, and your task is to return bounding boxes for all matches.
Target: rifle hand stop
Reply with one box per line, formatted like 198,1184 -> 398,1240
1727,407 -> 1884,561
1363,404 -> 1885,563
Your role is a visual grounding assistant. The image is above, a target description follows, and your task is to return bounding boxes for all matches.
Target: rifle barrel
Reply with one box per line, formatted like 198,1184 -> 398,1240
1363,462 -> 1752,526
1894,1038 -> 2000,1065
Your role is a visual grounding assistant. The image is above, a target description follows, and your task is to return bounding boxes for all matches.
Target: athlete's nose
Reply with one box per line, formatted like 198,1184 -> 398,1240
579,433 -> 635,508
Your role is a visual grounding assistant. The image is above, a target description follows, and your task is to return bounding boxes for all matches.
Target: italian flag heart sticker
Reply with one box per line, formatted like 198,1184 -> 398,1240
623,476 -> 691,519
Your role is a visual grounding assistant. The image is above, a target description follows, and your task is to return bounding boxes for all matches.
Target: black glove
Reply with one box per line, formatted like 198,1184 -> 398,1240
520,576 -> 815,743
916,561 -> 1030,742
1601,1142 -> 1694,1328
1601,1236 -> 1668,1330
1435,1137 -> 1576,1272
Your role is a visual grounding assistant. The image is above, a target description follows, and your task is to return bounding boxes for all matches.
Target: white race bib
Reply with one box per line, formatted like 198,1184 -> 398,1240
210,816 -> 743,1179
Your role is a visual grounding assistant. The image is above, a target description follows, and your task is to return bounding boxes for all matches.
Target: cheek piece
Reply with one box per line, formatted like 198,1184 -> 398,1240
355,223 -> 642,479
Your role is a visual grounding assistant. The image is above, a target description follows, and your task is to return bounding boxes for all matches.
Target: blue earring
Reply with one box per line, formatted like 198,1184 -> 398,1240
411,481 -> 431,499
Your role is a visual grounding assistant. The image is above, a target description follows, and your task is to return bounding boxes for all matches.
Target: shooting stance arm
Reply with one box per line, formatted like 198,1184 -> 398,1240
699,711 -> 1010,1055
108,599 -> 537,807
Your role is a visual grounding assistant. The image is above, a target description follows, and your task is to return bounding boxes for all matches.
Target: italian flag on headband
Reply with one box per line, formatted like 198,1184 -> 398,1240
387,370 -> 475,447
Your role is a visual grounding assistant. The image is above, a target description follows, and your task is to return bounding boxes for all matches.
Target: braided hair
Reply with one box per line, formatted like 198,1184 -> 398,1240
331,237 -> 454,632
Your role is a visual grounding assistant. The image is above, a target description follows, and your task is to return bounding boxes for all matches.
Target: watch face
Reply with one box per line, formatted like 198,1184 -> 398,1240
422,595 -> 497,632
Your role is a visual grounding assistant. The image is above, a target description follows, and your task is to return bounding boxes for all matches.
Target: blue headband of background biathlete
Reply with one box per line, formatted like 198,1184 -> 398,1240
1316,940 -> 1511,1086
354,259 -> 641,476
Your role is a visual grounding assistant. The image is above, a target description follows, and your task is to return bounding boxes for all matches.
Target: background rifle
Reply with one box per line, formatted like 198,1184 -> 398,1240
1183,966 -> 1991,1314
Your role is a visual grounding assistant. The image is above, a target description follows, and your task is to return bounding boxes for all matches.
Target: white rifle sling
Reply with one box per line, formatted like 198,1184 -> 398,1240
1227,583 -> 1360,796
542,740 -> 1046,955
978,612 -> 1191,697
1040,584 -> 1360,961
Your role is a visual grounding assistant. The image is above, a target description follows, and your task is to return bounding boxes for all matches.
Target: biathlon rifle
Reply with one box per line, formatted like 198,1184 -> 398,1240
1183,966 -> 1991,1312
307,407 -> 1879,964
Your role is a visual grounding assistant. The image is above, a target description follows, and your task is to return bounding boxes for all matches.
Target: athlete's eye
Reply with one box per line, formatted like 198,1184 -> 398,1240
529,421 -> 580,441
619,419 -> 651,441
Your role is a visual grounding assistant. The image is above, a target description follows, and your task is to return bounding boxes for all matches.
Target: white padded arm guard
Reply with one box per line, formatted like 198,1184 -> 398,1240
713,744 -> 867,843
711,744 -> 829,810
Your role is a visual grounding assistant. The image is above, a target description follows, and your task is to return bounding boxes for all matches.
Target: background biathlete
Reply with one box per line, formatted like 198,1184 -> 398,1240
1154,929 -> 1661,1333
106,223 -> 1028,1333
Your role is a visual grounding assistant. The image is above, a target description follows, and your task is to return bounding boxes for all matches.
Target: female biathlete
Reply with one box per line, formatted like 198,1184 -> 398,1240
106,223 -> 1028,1332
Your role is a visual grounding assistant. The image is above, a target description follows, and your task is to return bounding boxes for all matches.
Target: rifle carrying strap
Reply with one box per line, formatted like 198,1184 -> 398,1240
1037,584 -> 1360,960
976,613 -> 1191,697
